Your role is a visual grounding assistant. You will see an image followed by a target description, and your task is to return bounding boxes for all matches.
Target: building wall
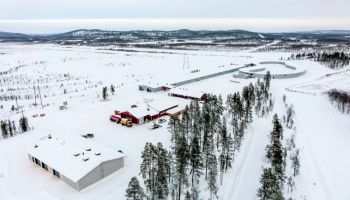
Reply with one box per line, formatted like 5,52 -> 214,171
77,157 -> 124,191
29,153 -> 124,191
171,68 -> 240,87
61,175 -> 79,190
138,85 -> 162,92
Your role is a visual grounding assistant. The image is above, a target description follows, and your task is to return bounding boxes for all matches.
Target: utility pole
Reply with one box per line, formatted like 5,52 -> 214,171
15,96 -> 19,110
183,55 -> 190,70
183,55 -> 186,70
37,86 -> 43,109
33,85 -> 37,107
187,55 -> 190,69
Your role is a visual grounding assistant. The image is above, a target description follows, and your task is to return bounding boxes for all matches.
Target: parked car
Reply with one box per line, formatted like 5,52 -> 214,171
110,115 -> 121,123
32,114 -> 38,118
158,118 -> 167,123
82,133 -> 94,138
149,123 -> 162,130
40,113 -> 46,117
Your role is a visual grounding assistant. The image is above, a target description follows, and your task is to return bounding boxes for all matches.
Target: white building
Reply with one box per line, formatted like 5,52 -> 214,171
168,87 -> 207,101
28,134 -> 125,191
235,61 -> 306,79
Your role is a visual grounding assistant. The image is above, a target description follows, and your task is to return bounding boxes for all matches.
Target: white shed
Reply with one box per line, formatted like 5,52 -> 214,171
28,134 -> 125,191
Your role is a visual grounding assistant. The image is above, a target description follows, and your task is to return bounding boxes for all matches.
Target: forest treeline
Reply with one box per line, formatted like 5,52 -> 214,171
289,51 -> 350,69
327,89 -> 350,114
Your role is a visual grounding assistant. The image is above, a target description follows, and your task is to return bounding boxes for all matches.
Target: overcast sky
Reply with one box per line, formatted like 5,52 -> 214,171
0,0 -> 350,33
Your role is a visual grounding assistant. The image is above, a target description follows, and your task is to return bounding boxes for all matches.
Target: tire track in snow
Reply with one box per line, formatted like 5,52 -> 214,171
223,118 -> 267,200
293,101 -> 332,200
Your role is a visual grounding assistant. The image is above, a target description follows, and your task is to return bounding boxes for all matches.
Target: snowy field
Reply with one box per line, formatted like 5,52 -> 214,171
0,43 -> 350,200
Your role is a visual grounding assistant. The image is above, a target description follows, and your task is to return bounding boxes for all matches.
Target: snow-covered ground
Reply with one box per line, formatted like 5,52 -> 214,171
0,43 -> 349,200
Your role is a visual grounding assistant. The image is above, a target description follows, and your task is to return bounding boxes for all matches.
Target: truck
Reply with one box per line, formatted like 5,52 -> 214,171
120,118 -> 133,127
110,115 -> 121,123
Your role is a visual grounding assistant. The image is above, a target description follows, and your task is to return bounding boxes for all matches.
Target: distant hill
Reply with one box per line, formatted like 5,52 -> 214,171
0,29 -> 349,42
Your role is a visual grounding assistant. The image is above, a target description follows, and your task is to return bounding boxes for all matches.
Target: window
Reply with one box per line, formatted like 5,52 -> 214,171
41,162 -> 48,171
34,158 -> 41,166
53,169 -> 60,178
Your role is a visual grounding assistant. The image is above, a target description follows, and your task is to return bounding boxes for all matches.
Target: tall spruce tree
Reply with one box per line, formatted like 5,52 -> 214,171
189,134 -> 203,187
257,167 -> 284,200
291,150 -> 300,177
266,114 -> 285,183
1,121 -> 8,138
264,71 -> 272,90
174,130 -> 189,200
8,120 -> 13,137
110,84 -> 115,94
19,116 -> 29,133
102,86 -> 108,100
126,176 -> 146,200
140,142 -> 170,200
140,143 -> 155,198
207,154 -> 218,200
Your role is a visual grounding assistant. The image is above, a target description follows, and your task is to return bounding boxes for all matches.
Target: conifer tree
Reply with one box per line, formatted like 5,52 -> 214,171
207,154 -> 218,200
174,130 -> 189,200
1,121 -> 8,138
291,150 -> 300,177
266,114 -> 285,182
19,116 -> 29,133
257,167 -> 284,200
264,71 -> 272,90
126,176 -> 145,200
168,116 -> 180,144
140,142 -> 170,200
155,143 -> 170,199
110,84 -> 115,94
102,86 -> 108,100
8,120 -> 13,137
140,143 -> 155,198
244,97 -> 253,124
189,134 -> 203,187
184,191 -> 191,200
181,106 -> 191,142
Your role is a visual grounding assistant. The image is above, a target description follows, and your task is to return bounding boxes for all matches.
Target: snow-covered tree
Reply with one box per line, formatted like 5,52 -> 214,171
257,167 -> 284,200
291,150 -> 300,177
125,177 -> 145,200
266,114 -> 285,181
102,86 -> 108,100
140,142 -> 170,199
19,116 -> 29,133
110,84 -> 115,94
189,134 -> 203,187
207,154 -> 218,200
1,121 -> 8,138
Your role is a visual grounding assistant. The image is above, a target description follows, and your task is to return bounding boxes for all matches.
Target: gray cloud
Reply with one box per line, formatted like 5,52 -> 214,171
1,0 -> 349,19
0,0 -> 349,33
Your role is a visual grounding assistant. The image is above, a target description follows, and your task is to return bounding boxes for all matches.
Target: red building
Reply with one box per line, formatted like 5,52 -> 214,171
115,101 -> 179,125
